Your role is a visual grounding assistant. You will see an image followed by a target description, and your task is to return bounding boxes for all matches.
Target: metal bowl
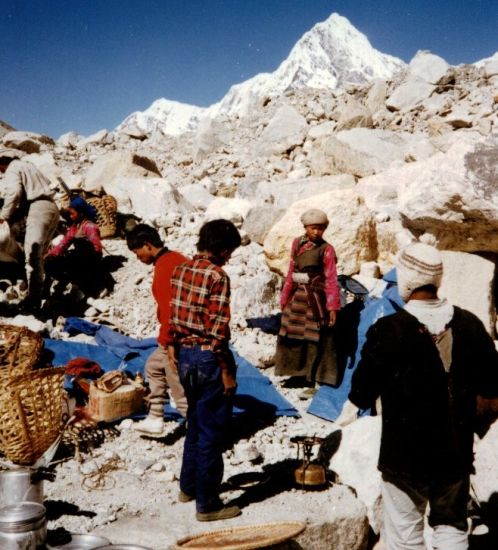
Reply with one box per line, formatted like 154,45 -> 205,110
46,533 -> 110,549
94,545 -> 153,550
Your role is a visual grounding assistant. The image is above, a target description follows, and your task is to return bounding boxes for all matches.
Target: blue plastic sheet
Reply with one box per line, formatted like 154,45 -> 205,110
44,320 -> 298,421
307,270 -> 404,422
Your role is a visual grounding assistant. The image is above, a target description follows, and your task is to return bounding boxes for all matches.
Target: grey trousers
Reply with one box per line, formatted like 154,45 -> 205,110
145,344 -> 188,418
24,200 -> 59,303
381,473 -> 469,550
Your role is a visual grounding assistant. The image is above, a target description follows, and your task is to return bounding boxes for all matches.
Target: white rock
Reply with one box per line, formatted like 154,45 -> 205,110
84,151 -> 161,193
407,51 -> 450,84
330,417 -> 382,532
103,177 -> 193,225
204,197 -> 252,225
439,251 -> 496,335
80,129 -> 113,147
258,104 -> 308,155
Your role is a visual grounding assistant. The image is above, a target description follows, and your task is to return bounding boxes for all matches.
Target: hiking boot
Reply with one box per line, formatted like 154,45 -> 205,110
133,416 -> 164,435
196,505 -> 241,522
178,490 -> 194,503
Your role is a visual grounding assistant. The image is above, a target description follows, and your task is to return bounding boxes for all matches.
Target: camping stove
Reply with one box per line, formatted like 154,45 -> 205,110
291,435 -> 326,489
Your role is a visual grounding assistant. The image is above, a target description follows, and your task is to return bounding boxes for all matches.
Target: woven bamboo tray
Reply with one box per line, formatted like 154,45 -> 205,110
0,366 -> 66,465
174,521 -> 306,549
0,324 -> 43,377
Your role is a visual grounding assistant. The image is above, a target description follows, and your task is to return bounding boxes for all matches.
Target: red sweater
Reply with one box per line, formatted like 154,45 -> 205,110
152,248 -> 188,347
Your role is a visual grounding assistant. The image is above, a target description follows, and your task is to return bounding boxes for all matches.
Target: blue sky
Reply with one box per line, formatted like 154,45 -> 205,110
1,0 -> 497,137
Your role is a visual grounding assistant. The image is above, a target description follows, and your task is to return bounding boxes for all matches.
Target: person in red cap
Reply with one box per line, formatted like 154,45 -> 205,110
275,208 -> 341,398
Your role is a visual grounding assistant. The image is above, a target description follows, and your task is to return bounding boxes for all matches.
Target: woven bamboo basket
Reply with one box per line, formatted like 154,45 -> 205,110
88,382 -> 145,423
174,521 -> 306,549
0,367 -> 66,465
0,324 -> 43,378
61,194 -> 118,238
86,195 -> 117,238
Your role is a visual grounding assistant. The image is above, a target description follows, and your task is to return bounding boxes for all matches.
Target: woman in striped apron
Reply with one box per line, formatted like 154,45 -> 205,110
275,209 -> 341,397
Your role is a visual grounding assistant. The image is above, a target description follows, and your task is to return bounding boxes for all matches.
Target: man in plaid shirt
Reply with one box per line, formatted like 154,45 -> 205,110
167,219 -> 242,522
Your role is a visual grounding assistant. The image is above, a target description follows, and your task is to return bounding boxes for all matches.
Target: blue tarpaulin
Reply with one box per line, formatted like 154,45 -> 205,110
44,319 -> 298,420
307,270 -> 404,422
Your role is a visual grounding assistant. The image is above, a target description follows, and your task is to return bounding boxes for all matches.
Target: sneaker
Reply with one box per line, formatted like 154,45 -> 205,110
196,505 -> 241,522
178,490 -> 194,503
133,416 -> 164,435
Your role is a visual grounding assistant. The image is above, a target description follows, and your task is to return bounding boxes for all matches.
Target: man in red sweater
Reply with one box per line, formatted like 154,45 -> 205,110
127,224 -> 188,435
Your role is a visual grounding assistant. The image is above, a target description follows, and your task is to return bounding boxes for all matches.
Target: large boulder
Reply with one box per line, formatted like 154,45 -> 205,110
22,152 -> 61,188
358,136 -> 498,254
192,117 -> 229,162
407,51 -> 450,85
336,98 -> 373,131
472,419 -> 498,505
101,177 -> 193,226
439,251 -> 496,336
204,197 -> 253,226
386,52 -> 450,112
79,129 -> 113,148
263,188 -> 377,276
96,483 -> 370,550
258,104 -> 308,155
178,183 -> 216,211
242,205 -> 286,244
255,174 -> 356,209
309,129 -> 435,178
2,131 -> 54,153
83,151 -> 161,193
331,417 -> 382,533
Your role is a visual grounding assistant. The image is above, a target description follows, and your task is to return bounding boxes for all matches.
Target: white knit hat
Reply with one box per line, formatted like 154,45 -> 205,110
396,242 -> 443,302
300,208 -> 329,226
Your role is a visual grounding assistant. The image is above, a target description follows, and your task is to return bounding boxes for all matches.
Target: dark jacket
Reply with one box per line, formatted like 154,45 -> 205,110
349,306 -> 498,483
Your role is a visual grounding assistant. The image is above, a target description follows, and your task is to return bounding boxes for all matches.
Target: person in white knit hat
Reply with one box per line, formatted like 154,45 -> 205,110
337,242 -> 498,550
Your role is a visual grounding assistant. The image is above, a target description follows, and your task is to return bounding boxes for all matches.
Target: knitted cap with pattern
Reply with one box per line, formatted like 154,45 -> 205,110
396,242 -> 443,302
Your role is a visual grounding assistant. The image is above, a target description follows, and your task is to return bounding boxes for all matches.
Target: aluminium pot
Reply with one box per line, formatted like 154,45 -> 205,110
46,533 -> 110,549
94,545 -> 153,549
0,469 -> 44,509
0,501 -> 47,549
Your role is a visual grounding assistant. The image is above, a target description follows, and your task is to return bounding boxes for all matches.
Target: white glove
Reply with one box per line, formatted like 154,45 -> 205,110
335,399 -> 359,427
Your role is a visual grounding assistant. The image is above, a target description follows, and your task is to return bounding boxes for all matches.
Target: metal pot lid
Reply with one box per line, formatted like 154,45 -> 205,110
94,545 -> 153,549
0,501 -> 46,524
46,533 -> 111,549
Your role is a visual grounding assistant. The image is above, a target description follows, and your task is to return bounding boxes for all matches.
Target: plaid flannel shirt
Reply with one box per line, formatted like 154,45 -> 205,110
167,255 -> 231,350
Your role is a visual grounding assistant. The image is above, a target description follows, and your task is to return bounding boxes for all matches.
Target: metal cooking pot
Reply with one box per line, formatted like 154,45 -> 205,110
0,501 -> 47,549
94,545 -> 153,549
46,533 -> 110,549
0,470 -> 44,508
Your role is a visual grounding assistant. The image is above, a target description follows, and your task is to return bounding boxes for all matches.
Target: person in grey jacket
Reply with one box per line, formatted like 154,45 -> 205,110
0,149 -> 59,310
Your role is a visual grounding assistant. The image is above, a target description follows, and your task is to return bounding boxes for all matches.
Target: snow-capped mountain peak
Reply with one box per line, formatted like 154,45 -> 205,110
117,98 -> 205,137
117,13 -> 406,136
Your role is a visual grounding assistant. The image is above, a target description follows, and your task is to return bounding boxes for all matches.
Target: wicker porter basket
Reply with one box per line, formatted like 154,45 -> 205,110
0,324 -> 43,379
0,367 -> 66,465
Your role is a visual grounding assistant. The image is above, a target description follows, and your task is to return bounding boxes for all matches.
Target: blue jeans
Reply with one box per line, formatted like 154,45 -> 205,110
178,346 -> 234,513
